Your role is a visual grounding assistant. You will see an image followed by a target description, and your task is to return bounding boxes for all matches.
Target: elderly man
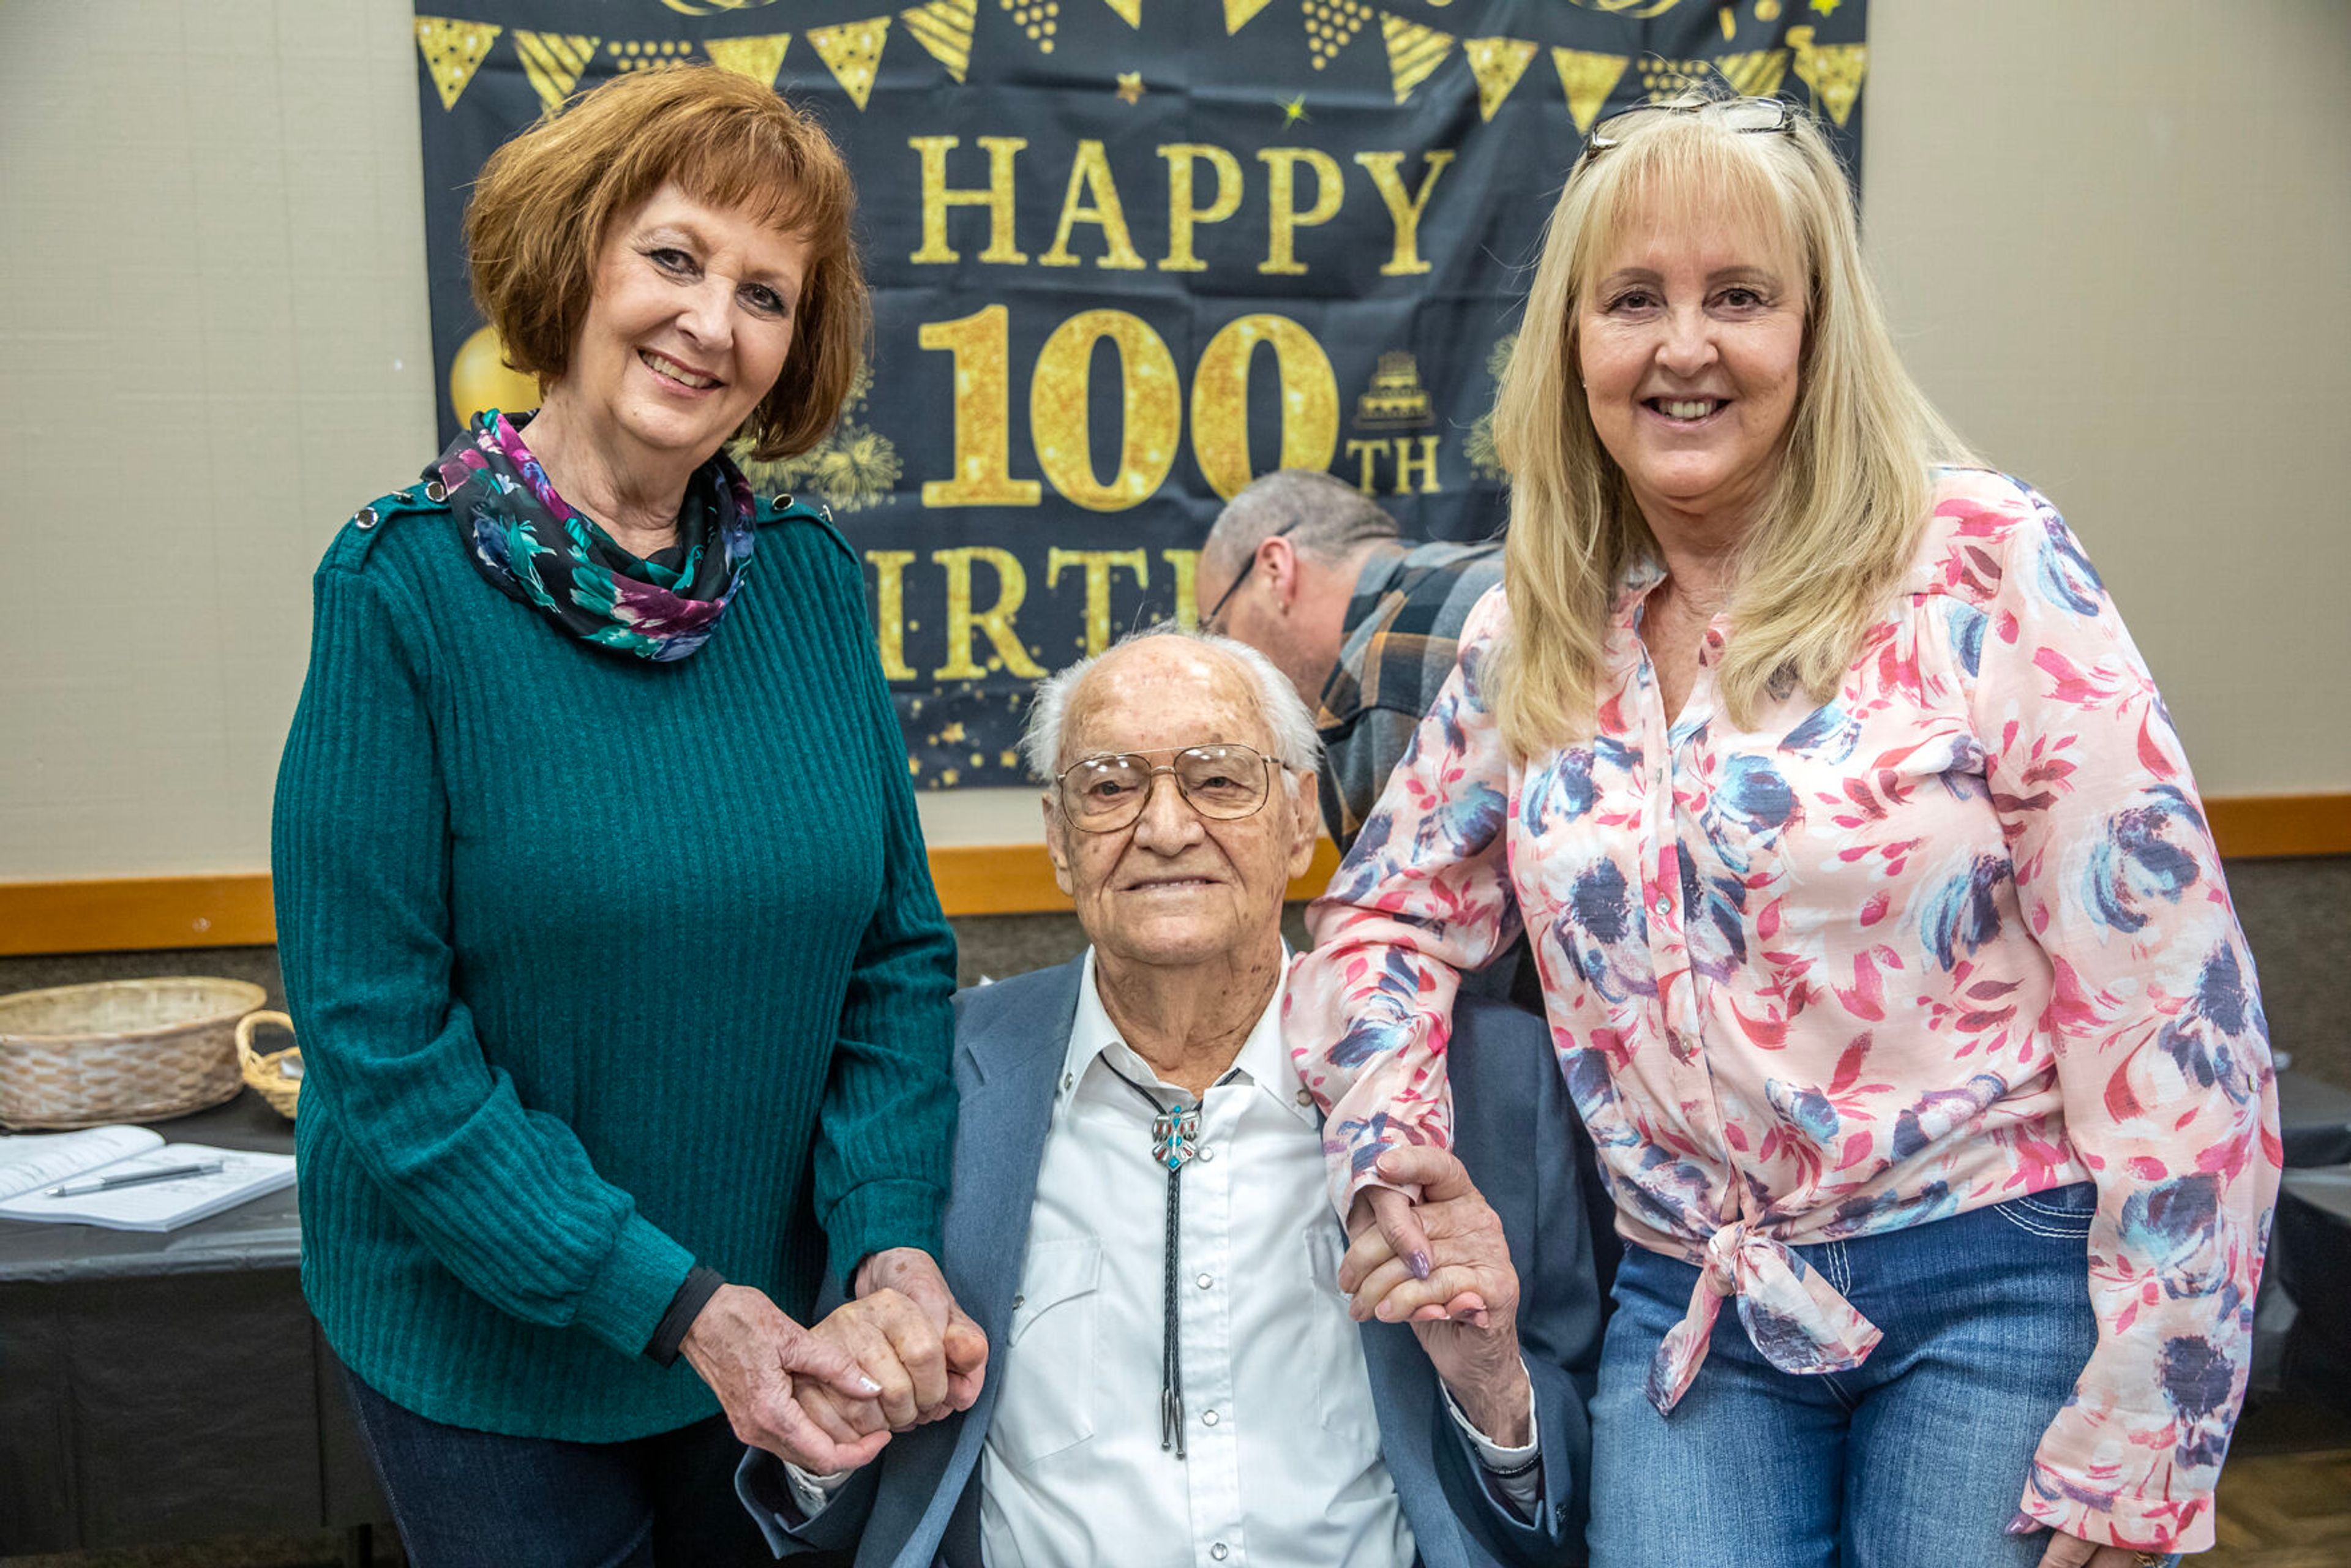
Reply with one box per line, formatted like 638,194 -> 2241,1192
1194,468 -> 1502,853
1192,474 -> 1630,1300
737,626 -> 1600,1567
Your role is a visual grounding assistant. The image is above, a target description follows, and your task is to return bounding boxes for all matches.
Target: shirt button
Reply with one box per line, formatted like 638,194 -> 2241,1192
1295,1087 -> 1313,1107
1202,1408 -> 1220,1425
1011,1294 -> 1024,1310
1198,1146 -> 1216,1162
1196,1272 -> 1214,1289
1211,1547 -> 1229,1562
1652,896 -> 1672,917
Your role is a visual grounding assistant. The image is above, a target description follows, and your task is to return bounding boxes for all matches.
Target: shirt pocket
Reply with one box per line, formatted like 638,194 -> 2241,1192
1302,1221 -> 1382,1439
996,1235 -> 1101,1467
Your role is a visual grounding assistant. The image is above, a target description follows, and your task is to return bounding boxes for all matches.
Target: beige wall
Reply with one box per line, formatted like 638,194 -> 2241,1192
1863,1 -> 2351,795
2,0 -> 2344,882
1,0 -> 436,880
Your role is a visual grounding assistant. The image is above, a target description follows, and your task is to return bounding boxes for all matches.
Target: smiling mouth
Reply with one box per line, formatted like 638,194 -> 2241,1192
1125,876 -> 1219,892
639,349 -> 722,392
1645,397 -> 1727,422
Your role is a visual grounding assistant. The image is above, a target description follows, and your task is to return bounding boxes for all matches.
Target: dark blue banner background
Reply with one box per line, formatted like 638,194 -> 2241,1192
413,0 -> 1869,786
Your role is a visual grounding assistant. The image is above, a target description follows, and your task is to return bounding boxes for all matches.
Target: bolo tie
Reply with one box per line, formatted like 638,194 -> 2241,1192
1109,1070 -> 1201,1458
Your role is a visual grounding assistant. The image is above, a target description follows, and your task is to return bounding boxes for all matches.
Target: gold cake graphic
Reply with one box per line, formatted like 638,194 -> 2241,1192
1354,351 -> 1435,430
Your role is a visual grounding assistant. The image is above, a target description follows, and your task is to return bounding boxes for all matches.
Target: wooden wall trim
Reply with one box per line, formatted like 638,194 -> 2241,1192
0,841 -> 1350,958
2203,793 -> 2351,860
0,876 -> 281,958
0,796 -> 2338,958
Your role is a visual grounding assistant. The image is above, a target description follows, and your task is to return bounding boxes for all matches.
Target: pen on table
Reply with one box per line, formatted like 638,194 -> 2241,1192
44,1160 -> 225,1198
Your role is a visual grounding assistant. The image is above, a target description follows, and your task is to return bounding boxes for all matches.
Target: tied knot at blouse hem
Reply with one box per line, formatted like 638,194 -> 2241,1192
1643,1209 -> 1884,1417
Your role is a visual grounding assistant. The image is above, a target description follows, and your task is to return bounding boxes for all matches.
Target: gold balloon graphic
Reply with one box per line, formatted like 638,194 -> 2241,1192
449,325 -> 542,424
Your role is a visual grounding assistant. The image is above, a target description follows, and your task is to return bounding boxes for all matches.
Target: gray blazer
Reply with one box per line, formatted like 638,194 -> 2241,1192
740,958 -> 1603,1566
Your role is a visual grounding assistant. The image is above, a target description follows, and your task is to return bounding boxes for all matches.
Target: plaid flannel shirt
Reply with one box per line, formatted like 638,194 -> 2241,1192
1313,539 -> 1504,851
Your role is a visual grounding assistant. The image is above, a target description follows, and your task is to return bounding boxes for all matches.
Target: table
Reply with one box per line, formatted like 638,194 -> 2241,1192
2279,1068 -> 2351,1170
0,1090 -> 390,1556
2275,1165 -> 2351,1400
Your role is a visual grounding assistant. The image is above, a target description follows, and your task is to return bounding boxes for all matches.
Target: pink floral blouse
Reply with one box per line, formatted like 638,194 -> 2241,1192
1286,469 -> 2280,1553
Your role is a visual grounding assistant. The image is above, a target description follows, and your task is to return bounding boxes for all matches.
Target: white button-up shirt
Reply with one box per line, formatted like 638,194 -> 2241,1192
792,950 -> 1535,1564
977,950 -> 1415,1568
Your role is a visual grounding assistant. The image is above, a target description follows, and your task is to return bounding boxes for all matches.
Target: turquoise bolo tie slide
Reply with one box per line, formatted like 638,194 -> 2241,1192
1152,1105 -> 1200,1172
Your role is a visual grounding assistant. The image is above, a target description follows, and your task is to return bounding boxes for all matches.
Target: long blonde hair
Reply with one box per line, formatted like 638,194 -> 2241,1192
1488,103 -> 1974,754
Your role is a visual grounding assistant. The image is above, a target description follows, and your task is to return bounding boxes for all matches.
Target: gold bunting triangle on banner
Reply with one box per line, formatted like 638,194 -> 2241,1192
1100,0 -> 1141,26
900,0 -> 977,82
1224,0 -> 1275,33
808,18 -> 892,110
1378,14 -> 1454,105
415,17 -> 501,111
1787,27 -> 1866,127
1715,47 -> 1788,99
705,34 -> 793,88
1463,36 -> 1537,121
1551,45 -> 1629,136
512,31 -> 599,116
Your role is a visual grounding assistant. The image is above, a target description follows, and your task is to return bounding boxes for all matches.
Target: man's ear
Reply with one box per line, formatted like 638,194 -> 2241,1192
1042,793 -> 1077,898
1284,770 -> 1321,882
1260,535 -> 1300,610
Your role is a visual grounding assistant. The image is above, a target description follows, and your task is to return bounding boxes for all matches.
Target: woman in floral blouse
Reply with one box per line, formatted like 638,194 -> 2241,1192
1288,93 -> 2277,1568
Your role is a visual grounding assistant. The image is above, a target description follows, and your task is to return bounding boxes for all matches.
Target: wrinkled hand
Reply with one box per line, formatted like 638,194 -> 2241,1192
2033,1528 -> 2165,1567
794,1288 -> 950,1447
854,1247 -> 989,1419
1341,1146 -> 1530,1446
680,1283 -> 888,1474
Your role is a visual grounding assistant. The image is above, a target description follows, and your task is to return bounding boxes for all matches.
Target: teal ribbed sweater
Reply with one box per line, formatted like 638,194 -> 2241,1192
272,483 -> 956,1441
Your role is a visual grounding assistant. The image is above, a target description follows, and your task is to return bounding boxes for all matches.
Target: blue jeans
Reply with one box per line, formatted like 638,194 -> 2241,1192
343,1371 -> 779,1567
1586,1184 -> 2175,1568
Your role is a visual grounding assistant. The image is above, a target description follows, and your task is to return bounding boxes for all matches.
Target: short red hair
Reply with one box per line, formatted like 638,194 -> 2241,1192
465,66 -> 868,460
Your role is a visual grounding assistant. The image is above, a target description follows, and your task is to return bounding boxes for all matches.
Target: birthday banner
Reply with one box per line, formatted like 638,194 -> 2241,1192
412,0 -> 1869,787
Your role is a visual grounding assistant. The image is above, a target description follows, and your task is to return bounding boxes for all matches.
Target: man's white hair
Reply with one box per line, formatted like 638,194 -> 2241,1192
1019,623 -> 1324,781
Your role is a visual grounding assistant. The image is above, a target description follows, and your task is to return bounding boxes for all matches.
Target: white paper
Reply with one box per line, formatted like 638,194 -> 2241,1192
0,1125 -> 164,1202
0,1141 -> 294,1231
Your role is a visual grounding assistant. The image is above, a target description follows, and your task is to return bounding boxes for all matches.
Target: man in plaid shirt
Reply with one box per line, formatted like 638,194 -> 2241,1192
1194,469 -> 1503,853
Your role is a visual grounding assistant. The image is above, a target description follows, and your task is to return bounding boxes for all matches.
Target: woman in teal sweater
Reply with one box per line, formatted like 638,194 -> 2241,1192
273,69 -> 981,1564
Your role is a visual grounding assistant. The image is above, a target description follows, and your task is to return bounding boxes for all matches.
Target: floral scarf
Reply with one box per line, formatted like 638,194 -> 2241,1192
433,410 -> 757,662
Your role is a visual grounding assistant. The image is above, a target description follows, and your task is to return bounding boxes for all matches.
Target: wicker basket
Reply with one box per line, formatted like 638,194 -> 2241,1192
0,977 -> 264,1130
234,1010 -> 304,1122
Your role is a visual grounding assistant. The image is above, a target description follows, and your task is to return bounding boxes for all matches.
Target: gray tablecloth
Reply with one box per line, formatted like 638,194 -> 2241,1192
2275,1165 -> 2351,1395
2279,1068 -> 2351,1169
0,1091 -> 388,1552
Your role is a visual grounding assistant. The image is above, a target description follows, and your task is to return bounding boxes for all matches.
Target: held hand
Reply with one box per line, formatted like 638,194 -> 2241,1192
1345,1183 -> 1434,1294
1341,1146 -> 1531,1446
2031,1527 -> 2166,1567
797,1288 -> 947,1440
855,1247 -> 989,1417
680,1283 -> 890,1474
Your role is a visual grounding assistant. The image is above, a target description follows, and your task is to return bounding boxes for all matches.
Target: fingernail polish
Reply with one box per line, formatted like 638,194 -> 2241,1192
858,1376 -> 882,1395
1408,1250 -> 1432,1281
2003,1512 -> 2041,1537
